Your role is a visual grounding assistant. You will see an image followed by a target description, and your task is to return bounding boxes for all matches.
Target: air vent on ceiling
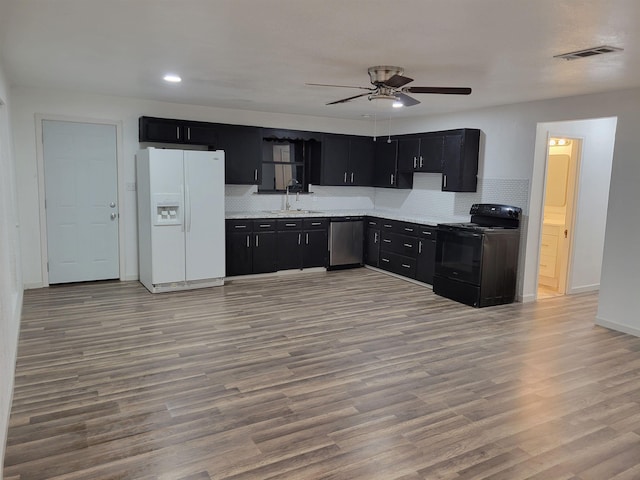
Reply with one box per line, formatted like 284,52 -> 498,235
554,45 -> 623,60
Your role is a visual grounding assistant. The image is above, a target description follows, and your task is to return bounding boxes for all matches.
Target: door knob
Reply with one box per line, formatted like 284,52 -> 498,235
110,202 -> 116,208
110,212 -> 117,220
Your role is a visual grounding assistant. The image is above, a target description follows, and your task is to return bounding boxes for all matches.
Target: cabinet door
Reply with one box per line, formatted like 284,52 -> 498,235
364,228 -> 380,267
184,122 -> 218,145
348,136 -> 375,185
373,140 -> 398,187
418,135 -> 444,172
397,138 -> 421,172
139,117 -> 183,143
442,130 -> 479,192
218,125 -> 262,185
303,229 -> 328,268
276,230 -> 303,270
321,134 -> 350,185
226,232 -> 253,276
416,238 -> 436,284
253,231 -> 277,273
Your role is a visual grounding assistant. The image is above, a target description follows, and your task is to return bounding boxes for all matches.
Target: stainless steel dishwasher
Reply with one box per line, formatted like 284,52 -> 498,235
328,217 -> 364,269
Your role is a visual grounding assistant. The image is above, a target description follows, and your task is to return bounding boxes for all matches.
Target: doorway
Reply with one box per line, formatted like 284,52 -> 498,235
41,120 -> 120,284
537,137 -> 581,299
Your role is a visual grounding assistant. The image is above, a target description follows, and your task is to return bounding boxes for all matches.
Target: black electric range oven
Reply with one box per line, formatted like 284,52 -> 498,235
433,204 -> 522,308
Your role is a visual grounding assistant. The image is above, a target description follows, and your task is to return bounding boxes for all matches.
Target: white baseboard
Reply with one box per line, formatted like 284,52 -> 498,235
595,316 -> 640,338
519,293 -> 536,303
568,284 -> 599,294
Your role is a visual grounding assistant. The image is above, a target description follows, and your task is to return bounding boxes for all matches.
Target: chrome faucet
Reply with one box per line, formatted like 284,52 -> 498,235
285,178 -> 300,211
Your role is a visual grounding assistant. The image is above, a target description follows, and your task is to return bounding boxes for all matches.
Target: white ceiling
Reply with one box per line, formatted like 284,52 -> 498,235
1,0 -> 638,119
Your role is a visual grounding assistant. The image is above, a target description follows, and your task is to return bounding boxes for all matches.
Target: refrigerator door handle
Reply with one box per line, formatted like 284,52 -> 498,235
185,184 -> 192,232
180,185 -> 186,233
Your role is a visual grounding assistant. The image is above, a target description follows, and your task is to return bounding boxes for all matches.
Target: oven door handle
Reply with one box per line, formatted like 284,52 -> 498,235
438,229 -> 482,239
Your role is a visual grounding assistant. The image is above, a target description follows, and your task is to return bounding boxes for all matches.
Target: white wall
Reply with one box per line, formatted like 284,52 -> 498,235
10,86 -> 373,287
0,60 -> 23,479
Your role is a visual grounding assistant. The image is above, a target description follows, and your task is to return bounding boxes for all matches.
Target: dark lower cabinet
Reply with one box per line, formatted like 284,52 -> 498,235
277,230 -> 303,270
416,228 -> 437,284
303,229 -> 328,268
364,217 -> 382,267
253,231 -> 277,273
367,216 -> 436,285
226,219 -> 277,276
226,231 -> 253,276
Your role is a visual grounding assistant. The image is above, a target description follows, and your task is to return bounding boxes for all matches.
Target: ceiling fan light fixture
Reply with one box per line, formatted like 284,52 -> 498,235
392,101 -> 404,108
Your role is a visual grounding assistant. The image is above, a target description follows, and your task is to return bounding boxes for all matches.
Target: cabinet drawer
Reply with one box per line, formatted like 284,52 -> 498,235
277,219 -> 303,230
395,221 -> 418,236
540,233 -> 558,257
226,219 -> 253,232
380,231 -> 418,257
366,217 -> 382,229
253,219 -> 277,231
539,254 -> 557,277
418,226 -> 437,239
379,252 -> 417,278
302,218 -> 328,229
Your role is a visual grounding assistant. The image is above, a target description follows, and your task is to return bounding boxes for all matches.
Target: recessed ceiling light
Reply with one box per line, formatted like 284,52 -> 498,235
163,74 -> 182,83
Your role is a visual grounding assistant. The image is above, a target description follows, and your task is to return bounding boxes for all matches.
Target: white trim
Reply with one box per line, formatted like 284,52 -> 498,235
568,284 -> 599,295
595,316 -> 640,338
519,293 -> 536,303
35,114 -> 126,285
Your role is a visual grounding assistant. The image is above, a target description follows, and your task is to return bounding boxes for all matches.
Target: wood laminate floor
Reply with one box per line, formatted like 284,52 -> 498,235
5,269 -> 640,480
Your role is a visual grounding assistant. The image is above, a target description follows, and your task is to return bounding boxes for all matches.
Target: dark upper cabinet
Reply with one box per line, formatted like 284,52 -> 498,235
139,117 -> 183,143
183,121 -> 218,145
398,135 -> 444,173
139,116 -> 218,145
442,129 -> 480,192
320,134 -> 374,186
373,140 -> 413,189
348,136 -> 375,186
217,124 -> 262,185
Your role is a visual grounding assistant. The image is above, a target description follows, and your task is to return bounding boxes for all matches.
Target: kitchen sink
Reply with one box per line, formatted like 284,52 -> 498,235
268,209 -> 323,215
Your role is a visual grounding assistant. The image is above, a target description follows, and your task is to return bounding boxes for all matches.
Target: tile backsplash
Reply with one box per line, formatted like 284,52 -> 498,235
225,176 -> 529,220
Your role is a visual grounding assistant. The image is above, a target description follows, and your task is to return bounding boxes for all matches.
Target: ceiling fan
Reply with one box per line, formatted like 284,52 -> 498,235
307,65 -> 472,107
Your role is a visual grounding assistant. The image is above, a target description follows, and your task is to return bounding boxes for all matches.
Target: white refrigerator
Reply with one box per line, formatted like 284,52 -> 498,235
136,147 -> 225,293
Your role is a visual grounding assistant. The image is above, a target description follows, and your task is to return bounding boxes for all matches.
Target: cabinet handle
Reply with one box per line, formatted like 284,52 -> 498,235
383,224 -> 392,228
382,258 -> 390,263
246,235 -> 250,248
298,233 -> 301,245
404,227 -> 414,232
404,243 -> 413,248
344,172 -> 347,183
187,127 -> 191,141
413,157 -> 417,168
176,126 -> 180,140
443,174 -> 447,188
419,156 -> 423,168
259,224 -> 271,228
306,233 -> 309,245
374,232 -> 378,243
254,169 -> 258,181
351,172 -> 354,183
383,239 -> 391,243
418,240 -> 423,254
402,264 -> 411,269
423,231 -> 432,236
390,174 -> 394,185
286,223 -> 296,227
234,225 -> 247,229
255,234 -> 259,247
311,222 -> 321,226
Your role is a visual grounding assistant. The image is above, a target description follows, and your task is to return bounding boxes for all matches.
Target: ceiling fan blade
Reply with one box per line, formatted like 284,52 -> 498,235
326,92 -> 371,105
306,82 -> 372,91
384,74 -> 414,88
404,86 -> 472,95
395,93 -> 421,107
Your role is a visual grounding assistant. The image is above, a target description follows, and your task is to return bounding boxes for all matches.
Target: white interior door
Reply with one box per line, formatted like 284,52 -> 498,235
43,120 -> 119,284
